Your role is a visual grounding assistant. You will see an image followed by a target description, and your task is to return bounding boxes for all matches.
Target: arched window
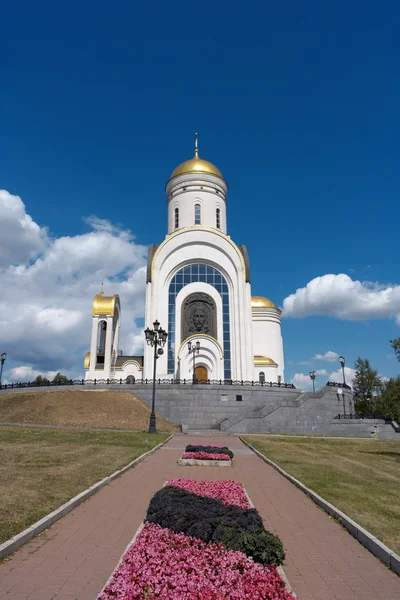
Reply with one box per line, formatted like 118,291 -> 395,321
216,207 -> 221,229
174,207 -> 179,229
194,203 -> 201,225
168,263 -> 231,379
259,371 -> 265,383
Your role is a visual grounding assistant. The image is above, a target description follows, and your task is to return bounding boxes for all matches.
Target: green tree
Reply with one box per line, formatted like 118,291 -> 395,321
33,375 -> 50,386
52,372 -> 69,385
375,376 -> 400,423
353,357 -> 382,416
390,337 -> 400,362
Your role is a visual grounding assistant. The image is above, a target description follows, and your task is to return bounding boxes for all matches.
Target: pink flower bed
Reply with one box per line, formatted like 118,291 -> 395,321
182,451 -> 230,461
166,478 -> 250,509
99,522 -> 294,600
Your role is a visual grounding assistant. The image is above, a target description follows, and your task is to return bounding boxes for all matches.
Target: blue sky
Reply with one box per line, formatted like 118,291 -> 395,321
1,2 -> 399,388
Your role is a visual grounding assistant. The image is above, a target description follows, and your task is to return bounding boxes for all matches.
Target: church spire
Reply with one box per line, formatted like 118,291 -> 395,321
194,132 -> 199,158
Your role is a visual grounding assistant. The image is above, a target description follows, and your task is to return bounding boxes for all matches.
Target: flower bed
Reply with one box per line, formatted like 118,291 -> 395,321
166,478 -> 250,509
146,486 -> 285,566
99,522 -> 294,600
99,479 -> 294,600
182,451 -> 230,461
185,444 -> 234,459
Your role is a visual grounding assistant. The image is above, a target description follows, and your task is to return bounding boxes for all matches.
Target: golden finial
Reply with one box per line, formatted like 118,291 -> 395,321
194,132 -> 199,158
100,282 -> 104,296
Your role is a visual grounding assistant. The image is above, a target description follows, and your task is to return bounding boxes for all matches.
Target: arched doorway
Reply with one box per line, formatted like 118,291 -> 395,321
195,365 -> 208,383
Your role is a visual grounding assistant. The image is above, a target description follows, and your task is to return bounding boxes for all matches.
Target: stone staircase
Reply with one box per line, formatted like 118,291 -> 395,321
377,421 -> 400,439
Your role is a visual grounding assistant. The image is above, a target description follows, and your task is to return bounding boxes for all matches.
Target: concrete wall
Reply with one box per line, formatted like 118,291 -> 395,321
1,383 -> 399,438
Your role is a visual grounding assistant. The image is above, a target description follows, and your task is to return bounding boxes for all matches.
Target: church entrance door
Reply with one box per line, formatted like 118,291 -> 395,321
195,365 -> 208,383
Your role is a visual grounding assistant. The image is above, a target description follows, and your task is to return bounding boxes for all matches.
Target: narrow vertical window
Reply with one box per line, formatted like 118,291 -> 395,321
174,207 -> 179,229
259,371 -> 265,383
216,207 -> 221,229
194,203 -> 201,225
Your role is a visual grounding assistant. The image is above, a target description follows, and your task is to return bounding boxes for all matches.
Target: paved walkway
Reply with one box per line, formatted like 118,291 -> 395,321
0,435 -> 399,600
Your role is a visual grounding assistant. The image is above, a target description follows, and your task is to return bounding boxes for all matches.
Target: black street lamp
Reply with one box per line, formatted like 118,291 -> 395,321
144,320 -> 168,433
0,353 -> 6,387
339,356 -> 346,386
309,370 -> 316,392
188,340 -> 200,384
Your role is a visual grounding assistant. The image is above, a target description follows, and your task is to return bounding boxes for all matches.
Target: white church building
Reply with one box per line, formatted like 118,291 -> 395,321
84,138 -> 284,383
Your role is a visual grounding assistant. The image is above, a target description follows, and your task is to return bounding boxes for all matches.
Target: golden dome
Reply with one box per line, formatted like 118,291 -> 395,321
171,156 -> 223,179
84,352 -> 90,369
170,134 -> 223,180
251,296 -> 278,309
254,356 -> 278,366
92,292 -> 119,316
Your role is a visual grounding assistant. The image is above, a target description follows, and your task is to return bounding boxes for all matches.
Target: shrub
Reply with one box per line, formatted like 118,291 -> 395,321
185,444 -> 234,459
145,486 -> 285,565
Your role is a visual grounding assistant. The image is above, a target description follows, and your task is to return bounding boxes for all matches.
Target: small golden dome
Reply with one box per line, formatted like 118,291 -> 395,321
84,352 -> 90,369
251,296 -> 278,309
171,156 -> 223,179
170,134 -> 223,180
254,356 -> 278,366
92,293 -> 119,316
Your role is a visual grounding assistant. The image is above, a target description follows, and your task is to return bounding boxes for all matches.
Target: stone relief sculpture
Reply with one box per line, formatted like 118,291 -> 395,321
182,293 -> 216,340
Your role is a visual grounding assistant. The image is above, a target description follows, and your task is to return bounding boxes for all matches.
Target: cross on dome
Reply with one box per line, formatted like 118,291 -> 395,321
170,134 -> 223,180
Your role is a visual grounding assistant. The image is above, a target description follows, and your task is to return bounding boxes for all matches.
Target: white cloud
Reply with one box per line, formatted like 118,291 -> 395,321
328,367 -> 356,388
315,351 -> 339,362
283,274 -> 400,325
1,190 -> 148,381
7,366 -> 60,383
0,190 -> 48,266
291,370 -> 328,391
291,373 -> 314,391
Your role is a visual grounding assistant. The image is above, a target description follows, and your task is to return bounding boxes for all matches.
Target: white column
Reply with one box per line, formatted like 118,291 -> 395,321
104,316 -> 113,378
89,317 -> 99,369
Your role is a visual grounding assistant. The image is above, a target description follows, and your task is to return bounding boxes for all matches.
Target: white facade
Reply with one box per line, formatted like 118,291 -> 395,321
143,145 -> 285,383
84,142 -> 285,383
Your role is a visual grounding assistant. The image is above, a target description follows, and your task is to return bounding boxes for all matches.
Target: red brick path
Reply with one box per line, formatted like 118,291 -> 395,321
0,435 -> 399,599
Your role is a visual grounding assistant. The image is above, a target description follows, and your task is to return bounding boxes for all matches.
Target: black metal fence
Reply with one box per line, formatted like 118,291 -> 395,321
0,378 -> 296,390
326,381 -> 352,390
334,413 -> 388,421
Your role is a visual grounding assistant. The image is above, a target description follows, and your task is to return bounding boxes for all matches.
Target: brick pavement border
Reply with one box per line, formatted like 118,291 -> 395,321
0,434 -> 173,560
241,437 -> 400,577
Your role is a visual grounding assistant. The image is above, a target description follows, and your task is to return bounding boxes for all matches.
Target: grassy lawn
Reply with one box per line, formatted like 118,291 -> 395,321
0,390 -> 180,432
244,435 -> 400,554
0,426 -> 169,545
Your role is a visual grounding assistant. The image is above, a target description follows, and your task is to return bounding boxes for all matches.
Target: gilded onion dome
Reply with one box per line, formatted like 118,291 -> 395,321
170,133 -> 223,180
251,296 -> 278,310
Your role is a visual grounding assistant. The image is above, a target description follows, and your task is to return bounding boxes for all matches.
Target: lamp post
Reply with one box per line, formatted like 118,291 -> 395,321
0,353 -> 6,387
337,387 -> 346,416
144,320 -> 168,433
339,356 -> 346,386
188,340 -> 200,384
309,370 -> 316,392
